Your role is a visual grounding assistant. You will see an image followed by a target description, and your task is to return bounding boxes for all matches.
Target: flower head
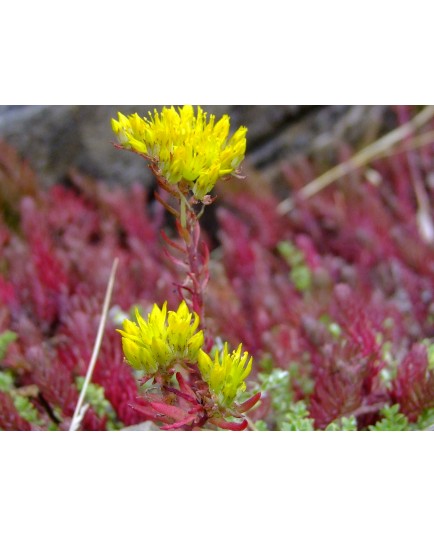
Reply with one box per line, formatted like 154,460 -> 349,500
117,301 -> 204,374
198,342 -> 253,407
111,105 -> 247,200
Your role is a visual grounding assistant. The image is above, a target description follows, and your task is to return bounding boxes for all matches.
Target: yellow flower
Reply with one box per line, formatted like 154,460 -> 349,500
117,301 -> 204,374
111,105 -> 248,200
198,343 -> 253,407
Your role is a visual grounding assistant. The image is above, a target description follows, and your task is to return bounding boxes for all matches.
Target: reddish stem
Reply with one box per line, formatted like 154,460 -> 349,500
156,184 -> 209,321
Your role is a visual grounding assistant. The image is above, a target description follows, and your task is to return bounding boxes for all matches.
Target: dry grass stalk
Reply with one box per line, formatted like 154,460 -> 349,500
277,106 -> 434,215
69,258 -> 119,431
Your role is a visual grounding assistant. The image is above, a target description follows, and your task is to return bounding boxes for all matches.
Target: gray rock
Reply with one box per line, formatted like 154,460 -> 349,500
121,421 -> 160,431
0,105 -> 388,188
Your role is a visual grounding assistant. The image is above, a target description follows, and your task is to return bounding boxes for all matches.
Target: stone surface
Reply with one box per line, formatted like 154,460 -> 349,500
121,421 -> 160,431
0,105 -> 389,188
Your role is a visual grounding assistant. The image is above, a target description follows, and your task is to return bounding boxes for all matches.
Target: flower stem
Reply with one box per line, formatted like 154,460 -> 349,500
155,182 -> 209,321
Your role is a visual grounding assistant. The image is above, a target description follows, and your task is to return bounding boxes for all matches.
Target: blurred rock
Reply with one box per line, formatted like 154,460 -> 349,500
121,421 -> 160,431
0,105 -> 388,188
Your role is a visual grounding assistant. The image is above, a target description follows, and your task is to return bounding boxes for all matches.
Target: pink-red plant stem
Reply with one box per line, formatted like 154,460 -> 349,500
155,185 -> 209,323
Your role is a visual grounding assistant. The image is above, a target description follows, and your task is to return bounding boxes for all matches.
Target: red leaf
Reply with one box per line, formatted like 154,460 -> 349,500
162,248 -> 189,269
209,417 -> 248,431
165,386 -> 197,404
161,414 -> 197,430
161,230 -> 186,253
129,403 -> 173,424
236,392 -> 261,413
176,372 -> 197,400
150,401 -> 188,421
154,190 -> 179,217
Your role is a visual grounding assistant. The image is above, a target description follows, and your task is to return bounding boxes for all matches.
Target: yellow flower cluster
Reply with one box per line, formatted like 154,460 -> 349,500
118,301 -> 254,408
117,301 -> 204,373
198,343 -> 253,407
111,105 -> 248,200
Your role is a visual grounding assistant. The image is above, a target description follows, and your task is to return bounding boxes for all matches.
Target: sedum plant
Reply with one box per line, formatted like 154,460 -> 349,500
112,105 -> 248,318
112,106 -> 260,430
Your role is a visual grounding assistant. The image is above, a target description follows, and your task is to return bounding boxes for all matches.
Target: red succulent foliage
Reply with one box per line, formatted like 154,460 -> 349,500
392,344 -> 434,421
0,392 -> 32,431
131,372 -> 261,431
1,106 -> 434,430
0,144 -> 176,430
204,105 -> 434,428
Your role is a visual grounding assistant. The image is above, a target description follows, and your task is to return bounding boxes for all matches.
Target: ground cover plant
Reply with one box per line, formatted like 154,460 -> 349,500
1,105 -> 434,430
